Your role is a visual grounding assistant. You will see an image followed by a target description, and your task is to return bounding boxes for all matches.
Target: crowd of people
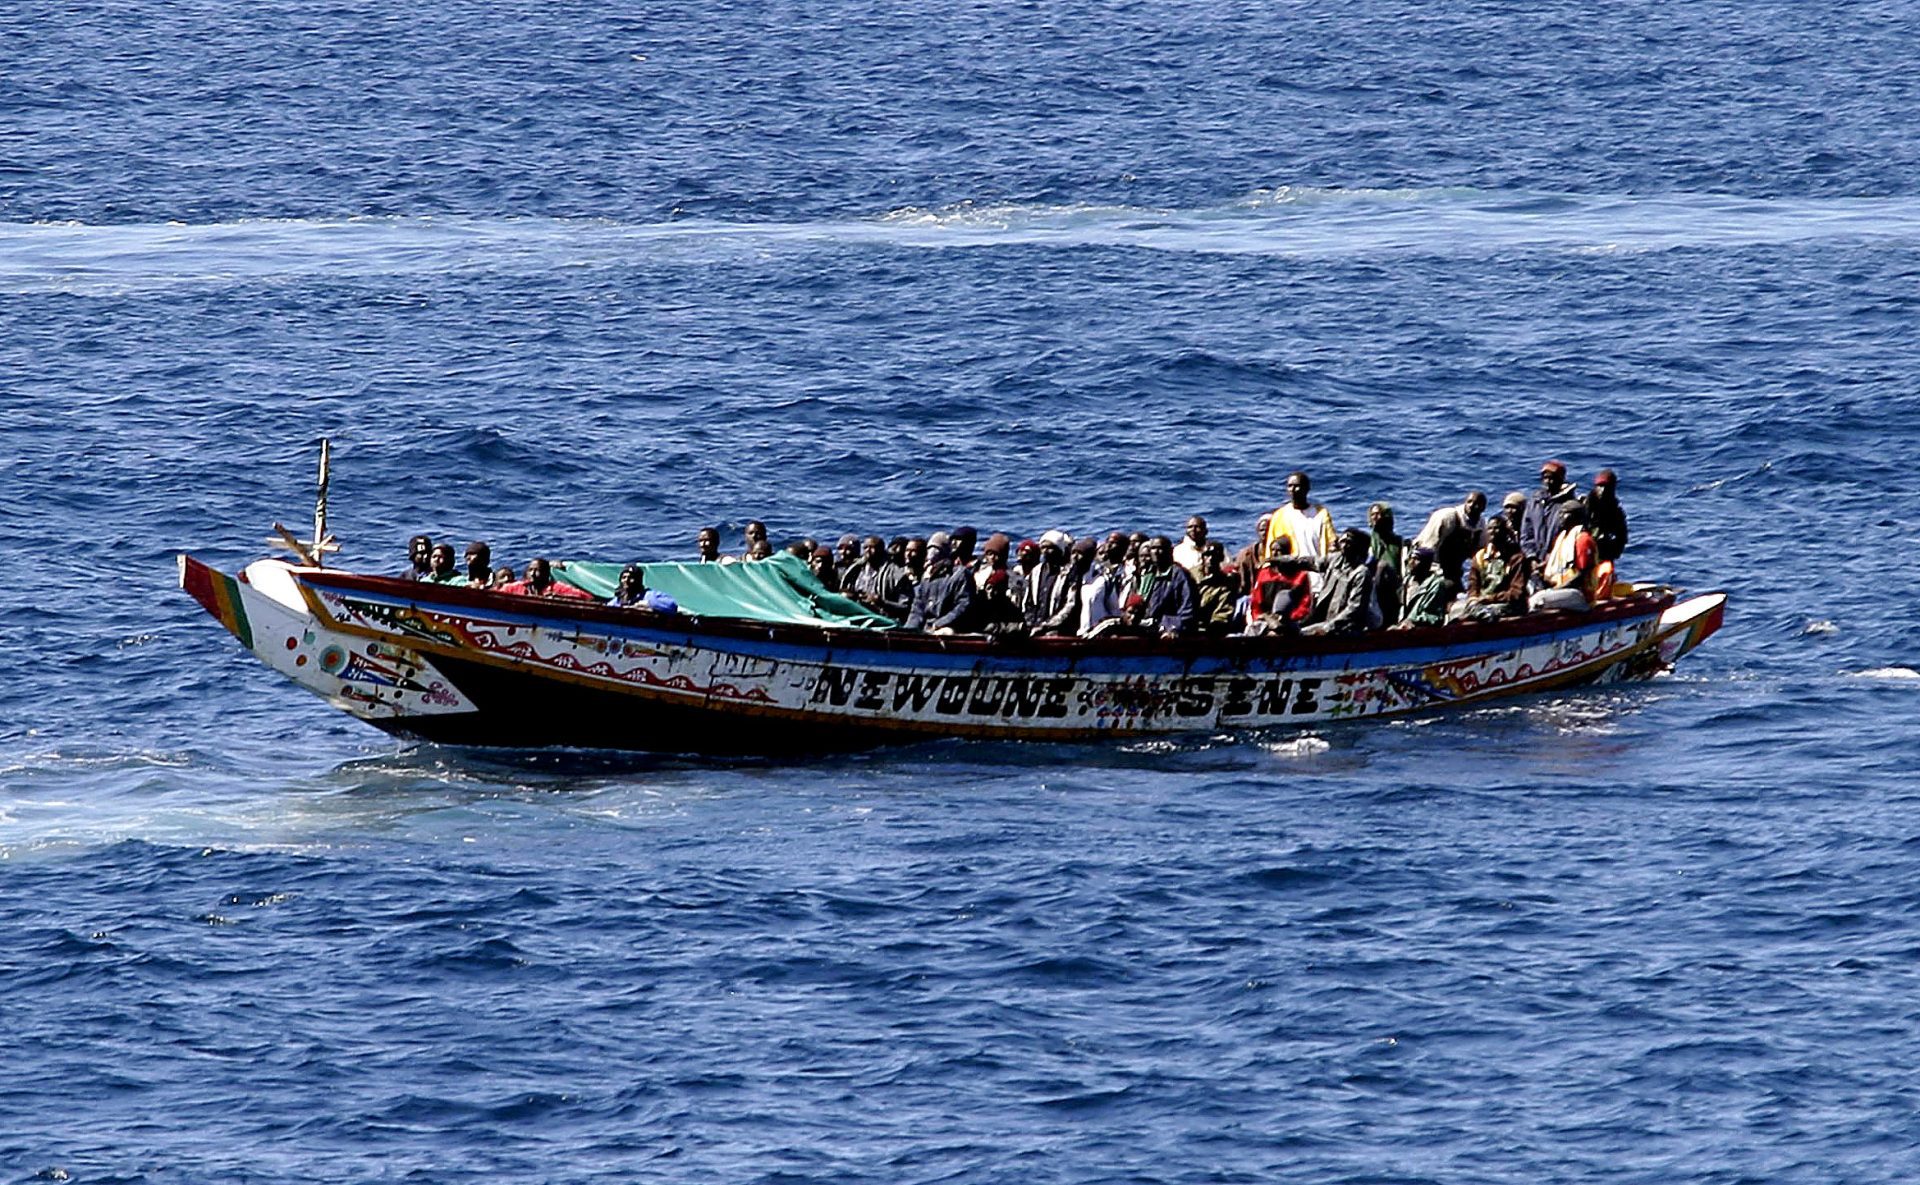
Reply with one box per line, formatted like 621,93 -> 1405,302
401,460 -> 1630,640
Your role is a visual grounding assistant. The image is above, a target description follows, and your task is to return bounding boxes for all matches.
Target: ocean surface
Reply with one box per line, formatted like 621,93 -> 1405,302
4,1 -> 1920,1180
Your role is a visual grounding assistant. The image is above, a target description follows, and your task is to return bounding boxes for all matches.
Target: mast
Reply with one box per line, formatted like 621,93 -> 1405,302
313,438 -> 332,569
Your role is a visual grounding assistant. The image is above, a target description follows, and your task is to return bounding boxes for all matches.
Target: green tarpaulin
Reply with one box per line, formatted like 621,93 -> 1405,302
556,553 -> 896,630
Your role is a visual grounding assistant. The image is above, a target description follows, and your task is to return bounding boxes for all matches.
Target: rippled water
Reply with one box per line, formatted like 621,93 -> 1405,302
5,0 -> 1920,1180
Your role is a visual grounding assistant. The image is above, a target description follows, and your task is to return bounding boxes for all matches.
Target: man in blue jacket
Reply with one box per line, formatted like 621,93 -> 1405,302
905,546 -> 979,635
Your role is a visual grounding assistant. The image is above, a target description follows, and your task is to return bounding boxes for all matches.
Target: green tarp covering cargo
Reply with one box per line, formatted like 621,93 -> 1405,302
556,553 -> 894,630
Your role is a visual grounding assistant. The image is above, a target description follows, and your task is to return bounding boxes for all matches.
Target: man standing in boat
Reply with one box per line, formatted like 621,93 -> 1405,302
1520,461 -> 1579,564
1264,472 -> 1337,589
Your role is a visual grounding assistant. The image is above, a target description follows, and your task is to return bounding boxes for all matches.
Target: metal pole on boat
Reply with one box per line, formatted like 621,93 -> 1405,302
313,438 -> 332,569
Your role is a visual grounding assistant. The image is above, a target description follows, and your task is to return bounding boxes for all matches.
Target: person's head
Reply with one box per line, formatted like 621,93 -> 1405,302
1016,539 -> 1040,571
1408,546 -> 1435,578
925,546 -> 952,577
1488,517 -> 1519,554
1464,490 -> 1488,523
463,541 -> 491,577
697,527 -> 721,560
888,536 -> 909,564
1593,469 -> 1618,497
1127,531 -> 1148,561
835,534 -> 859,565
862,535 -> 887,566
809,546 -> 835,579
1252,514 -> 1272,543
1265,535 -> 1294,565
1068,536 -> 1098,572
981,533 -> 1011,570
950,526 -> 978,562
744,520 -> 768,545
786,537 -> 816,559
904,537 -> 927,570
746,538 -> 773,561
428,543 -> 456,576
617,564 -> 646,597
1102,532 -> 1129,563
1540,460 -> 1567,492
525,558 -> 553,589
1184,516 -> 1208,545
1558,503 -> 1587,531
983,567 -> 1010,601
490,565 -> 515,588
1337,528 -> 1369,562
1502,491 -> 1527,520
1146,535 -> 1174,570
408,534 -> 433,569
1368,502 -> 1394,533
1201,540 -> 1226,575
1038,529 -> 1072,565
1286,471 -> 1312,509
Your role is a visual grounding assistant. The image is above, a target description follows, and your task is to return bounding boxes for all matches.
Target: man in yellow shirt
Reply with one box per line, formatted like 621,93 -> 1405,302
1264,471 -> 1337,579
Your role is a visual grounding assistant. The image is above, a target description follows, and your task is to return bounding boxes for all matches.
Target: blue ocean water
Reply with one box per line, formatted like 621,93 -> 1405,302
5,1 -> 1920,1180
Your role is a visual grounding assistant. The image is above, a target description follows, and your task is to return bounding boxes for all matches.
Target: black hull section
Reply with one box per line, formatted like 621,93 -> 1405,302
376,655 -> 907,755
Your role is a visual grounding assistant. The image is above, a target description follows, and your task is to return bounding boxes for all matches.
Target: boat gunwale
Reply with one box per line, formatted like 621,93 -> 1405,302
288,564 -> 1684,662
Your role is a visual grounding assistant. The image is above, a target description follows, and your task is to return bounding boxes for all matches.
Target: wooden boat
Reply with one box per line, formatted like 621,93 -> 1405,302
176,549 -> 1725,755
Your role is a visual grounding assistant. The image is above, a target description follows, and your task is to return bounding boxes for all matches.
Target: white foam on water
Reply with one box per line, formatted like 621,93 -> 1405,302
10,188 -> 1920,293
1803,620 -> 1840,635
1848,667 -> 1920,681
1262,735 -> 1332,758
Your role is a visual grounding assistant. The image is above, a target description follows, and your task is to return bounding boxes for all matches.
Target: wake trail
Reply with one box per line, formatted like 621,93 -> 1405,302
5,187 -> 1920,292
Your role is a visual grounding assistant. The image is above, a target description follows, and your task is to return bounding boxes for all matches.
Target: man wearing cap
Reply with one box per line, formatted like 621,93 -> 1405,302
1413,490 -> 1488,588
1520,461 -> 1579,564
1584,469 -> 1629,563
1173,516 -> 1211,578
973,533 -> 1024,610
1493,492 -> 1528,545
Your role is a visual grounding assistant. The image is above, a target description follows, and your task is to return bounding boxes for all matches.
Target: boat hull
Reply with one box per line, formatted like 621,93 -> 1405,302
179,556 -> 1726,755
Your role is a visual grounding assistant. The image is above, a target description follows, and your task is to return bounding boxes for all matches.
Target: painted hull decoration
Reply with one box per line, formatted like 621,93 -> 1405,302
179,555 -> 1726,755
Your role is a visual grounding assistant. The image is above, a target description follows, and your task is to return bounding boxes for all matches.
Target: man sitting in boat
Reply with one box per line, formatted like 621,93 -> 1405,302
1192,542 -> 1240,636
1284,528 -> 1375,636
696,528 -> 723,563
1035,538 -> 1094,636
501,558 -> 595,600
608,564 -> 679,615
1530,504 -> 1610,612
905,545 -> 980,635
1119,536 -> 1199,639
403,534 -> 433,580
1465,517 -> 1531,620
462,541 -> 492,586
1248,537 -> 1312,634
846,536 -> 913,622
1397,546 -> 1457,628
1080,533 -> 1130,635
421,543 -> 464,585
